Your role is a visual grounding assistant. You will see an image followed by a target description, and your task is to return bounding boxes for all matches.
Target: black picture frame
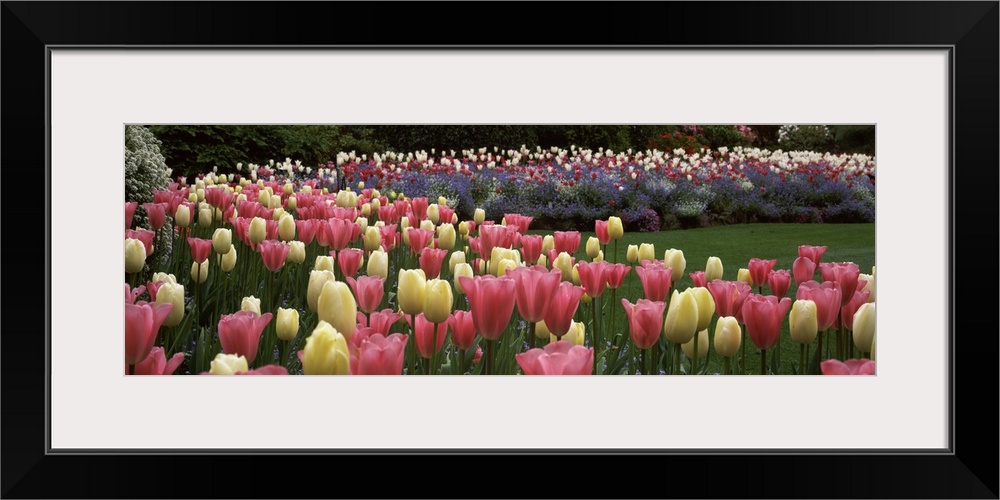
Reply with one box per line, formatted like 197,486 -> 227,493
3,2 -> 996,498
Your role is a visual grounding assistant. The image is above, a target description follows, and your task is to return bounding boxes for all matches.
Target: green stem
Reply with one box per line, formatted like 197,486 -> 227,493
741,331 -> 747,374
800,344 -> 806,375
691,329 -> 699,375
760,349 -> 767,375
641,348 -> 648,375
528,322 -> 536,349
486,339 -> 495,375
431,323 -> 439,376
408,313 -> 417,375
724,356 -> 731,375
591,297 -> 599,375
128,363 -> 135,375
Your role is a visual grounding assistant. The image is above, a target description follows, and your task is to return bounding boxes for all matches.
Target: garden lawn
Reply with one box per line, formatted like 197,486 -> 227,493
542,222 -> 875,375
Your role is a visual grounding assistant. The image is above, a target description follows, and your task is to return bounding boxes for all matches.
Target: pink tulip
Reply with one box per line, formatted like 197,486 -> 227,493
358,309 -> 403,337
218,310 -> 273,364
126,229 -> 156,257
125,283 -> 146,304
350,330 -> 408,375
798,245 -> 828,266
507,265 -> 562,323
768,270 -> 791,298
188,237 -> 212,264
821,358 -> 875,375
410,197 -> 429,220
438,206 -> 456,226
748,258 -> 778,288
520,234 -> 543,265
204,187 -> 232,210
295,219 -> 320,245
144,281 -> 164,302
796,281 -> 842,331
447,310 -> 477,350
541,281 -> 586,338
516,341 -> 594,375
689,271 -> 707,288
635,261 -> 673,302
142,202 -> 169,230
333,248 -> 363,278
594,220 -> 611,245
458,275 -> 517,340
418,247 -> 448,279
407,228 -> 435,256
741,294 -> 792,350
577,260 -> 612,298
125,201 -> 138,231
236,365 -> 290,375
473,346 -> 483,364
553,231 -> 581,255
346,276 -> 384,314
379,224 -> 399,252
621,299 -> 666,349
330,207 -> 357,221
378,205 -> 399,224
125,301 -> 174,365
792,256 -> 817,286
132,346 -> 185,375
478,224 -> 508,258
405,313 -> 449,359
706,279 -> 752,318
322,218 -> 358,251
840,290 -> 871,331
819,262 -> 861,306
605,264 -> 631,289
259,240 -> 290,272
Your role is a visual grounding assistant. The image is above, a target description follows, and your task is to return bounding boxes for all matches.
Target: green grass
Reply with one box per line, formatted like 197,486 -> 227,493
532,223 -> 876,375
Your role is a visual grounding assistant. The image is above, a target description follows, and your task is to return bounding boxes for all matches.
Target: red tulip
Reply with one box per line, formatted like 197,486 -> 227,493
796,280 -> 842,331
798,245 -> 828,265
125,301 -> 173,365
577,260 -> 612,298
621,299 -> 666,349
605,264 -> 631,289
410,197 -> 429,220
405,313 -> 449,359
126,228 -> 156,257
358,309 -> 403,337
819,262 -> 861,306
132,346 -> 185,375
379,224 -> 399,252
594,220 -> 611,245
553,231 -> 581,255
438,205 -> 456,226
741,294 -> 792,350
635,261 -> 673,302
335,248 -> 364,278
689,271 -> 707,288
125,283 -> 145,304
706,279 -> 752,318
541,281 -> 586,338
840,290 -> 871,331
346,275 -> 385,314
407,228 -> 435,256
516,341 -> 594,375
458,275 -> 517,340
218,310 -> 273,364
349,330 -> 408,375
188,237 -> 212,264
323,218 -> 358,251
507,265 -> 562,323
768,270 -> 791,298
204,186 -> 232,210
142,202 -> 169,230
418,247 -> 448,279
447,310 -> 477,350
820,358 -> 875,375
792,256 -> 817,286
259,240 -> 290,272
295,219 -> 320,245
748,258 -> 777,288
125,201 -> 138,231
520,234 -> 543,265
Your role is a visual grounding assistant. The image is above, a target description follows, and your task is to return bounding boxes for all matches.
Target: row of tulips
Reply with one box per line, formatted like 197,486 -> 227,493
124,172 -> 875,375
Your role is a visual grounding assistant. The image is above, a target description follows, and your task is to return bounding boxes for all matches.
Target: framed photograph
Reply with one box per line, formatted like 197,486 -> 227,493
4,2 -> 995,498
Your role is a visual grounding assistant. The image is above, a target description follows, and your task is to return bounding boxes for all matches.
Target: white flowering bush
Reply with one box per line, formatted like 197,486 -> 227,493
125,125 -> 173,271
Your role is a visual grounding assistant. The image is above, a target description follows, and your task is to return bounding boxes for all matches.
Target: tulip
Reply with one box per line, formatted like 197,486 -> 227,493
542,234 -> 555,254
789,300 -> 818,344
217,310 -> 272,364
406,313 -> 449,360
552,320 -> 586,346
736,268 -> 753,286
350,331 -> 408,375
367,249 -> 388,279
407,228 -> 434,256
211,228 -> 232,254
126,201 -> 138,230
768,270 -> 791,298
542,281 -> 586,339
142,202 -> 169,230
241,296 -> 262,315
346,275 -> 385,314
278,214 -> 296,241
820,262 -> 861,307
397,269 -> 427,316
798,245 -> 828,266
516,341 -> 594,375
423,279 -> 454,324
306,270 -> 335,312
427,204 -> 440,225
705,256 -> 724,282
190,259 -> 209,284
132,346 -> 185,375
858,273 -> 875,303
663,249 -> 686,282
155,282 -> 185,327
870,330 -> 877,361
125,283 -> 146,304
302,321 -> 350,375
635,261 -> 673,302
792,257 -> 817,286
314,255 -> 335,272
517,235 -> 541,265
594,221 -> 611,246
124,238 -> 146,274
553,231 -> 581,255
259,240 -> 290,272
458,275 -> 517,341
336,248 -> 364,278
575,260 -> 610,299
285,241 -> 305,265
124,301 -> 174,366
474,208 -> 485,224
852,302 -> 875,353
552,252 -> 574,281
453,263 -> 474,294
458,221 -> 470,238
249,216 -> 268,244
152,272 -> 176,284
360,226 -> 381,252
622,299 -> 666,350
820,358 -> 875,375
690,287 -> 715,332
295,219 -> 319,245
633,243 -> 652,263
448,310 -> 477,350
508,265 -> 562,324
682,329 -> 709,361
360,309 -> 403,337
318,280 -> 358,341
626,246 -> 639,265
419,247 -> 448,279
198,206 -> 214,227
448,251 -> 466,275
706,279 -> 752,319
663,289 -> 699,345
608,216 -> 624,241
742,293 -> 792,352
276,307 -> 300,341
585,236 -> 601,259
419,219 -> 435,232
748,258 -> 777,289
209,353 -> 249,375
605,263 -> 631,289
714,316 -> 742,359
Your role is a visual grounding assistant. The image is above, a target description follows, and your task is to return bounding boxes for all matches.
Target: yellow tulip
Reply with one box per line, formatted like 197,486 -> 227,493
278,214 -> 296,241
288,241 -> 305,264
174,204 -> 191,228
495,258 -> 518,277
283,182 -> 294,195
427,204 -> 440,225
314,256 -> 334,272
276,307 -> 299,341
638,243 -> 655,263
553,252 -> 573,281
852,303 -> 876,354
318,280 -> 357,341
419,219 -> 435,232
272,207 -> 285,221
586,237 -> 600,259
608,216 -> 624,240
438,223 -> 456,250
209,353 -> 249,375
124,238 -> 146,274
240,296 -> 261,315
190,259 -> 209,284
423,279 -> 453,323
306,269 -> 335,312
287,196 -> 297,211
453,263 -> 474,295
438,196 -> 448,206
249,216 -> 267,245
536,254 -> 547,267
682,329 -> 710,360
257,190 -> 271,205
690,287 -> 715,332
594,250 -> 604,262
367,250 -> 388,279
552,320 -> 586,346
542,234 -> 555,254
474,208 -> 485,224
212,228 -> 232,254
221,244 -> 237,272
789,300 -> 818,344
198,207 -> 213,227
361,203 -> 371,217
302,321 -> 350,375
156,282 -> 185,327
535,319 -> 552,339
397,269 -> 427,315
705,256 -> 724,282
571,264 -> 581,286
626,244 -> 639,263
458,221 -> 470,238
449,251 -> 466,275
736,268 -> 753,286
714,316 -> 742,358
664,249 -> 686,282
152,272 -> 176,284
364,226 -> 382,252
663,289 -> 698,344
